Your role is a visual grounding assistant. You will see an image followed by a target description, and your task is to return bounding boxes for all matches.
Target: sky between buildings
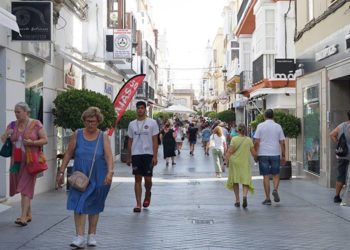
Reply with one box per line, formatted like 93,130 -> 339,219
149,0 -> 228,92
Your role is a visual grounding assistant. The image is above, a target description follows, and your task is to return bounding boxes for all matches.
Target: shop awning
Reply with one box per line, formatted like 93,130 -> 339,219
249,87 -> 295,99
59,49 -> 124,83
0,7 -> 20,34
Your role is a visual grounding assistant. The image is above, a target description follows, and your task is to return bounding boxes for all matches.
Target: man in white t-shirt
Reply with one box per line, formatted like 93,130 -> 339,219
127,101 -> 159,213
254,109 -> 285,205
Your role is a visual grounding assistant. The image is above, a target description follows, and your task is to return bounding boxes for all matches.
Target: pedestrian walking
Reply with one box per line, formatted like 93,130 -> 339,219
201,123 -> 211,156
0,102 -> 48,227
254,109 -> 286,205
187,123 -> 198,156
174,123 -> 185,155
160,122 -> 176,166
127,101 -> 159,213
210,126 -> 227,178
226,124 -> 257,208
330,111 -> 350,203
56,107 -> 114,248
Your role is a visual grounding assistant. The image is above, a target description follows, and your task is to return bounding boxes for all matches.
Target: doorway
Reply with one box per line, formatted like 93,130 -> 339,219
329,76 -> 350,186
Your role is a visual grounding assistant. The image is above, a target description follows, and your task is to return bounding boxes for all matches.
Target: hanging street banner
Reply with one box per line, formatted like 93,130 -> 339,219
108,74 -> 146,136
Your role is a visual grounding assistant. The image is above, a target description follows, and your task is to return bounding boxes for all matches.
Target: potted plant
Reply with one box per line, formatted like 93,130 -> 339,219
52,89 -> 117,130
217,110 -> 236,123
250,110 -> 301,179
117,110 -> 137,162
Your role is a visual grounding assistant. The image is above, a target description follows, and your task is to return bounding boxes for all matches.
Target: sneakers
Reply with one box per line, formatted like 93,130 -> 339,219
70,235 -> 85,248
87,234 -> 97,247
272,189 -> 280,202
334,195 -> 342,203
262,199 -> 272,205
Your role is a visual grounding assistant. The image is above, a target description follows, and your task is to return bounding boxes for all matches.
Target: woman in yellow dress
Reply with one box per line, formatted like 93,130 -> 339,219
226,123 -> 257,208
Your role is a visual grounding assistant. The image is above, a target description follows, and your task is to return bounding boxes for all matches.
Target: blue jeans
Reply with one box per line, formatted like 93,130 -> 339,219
258,155 -> 280,176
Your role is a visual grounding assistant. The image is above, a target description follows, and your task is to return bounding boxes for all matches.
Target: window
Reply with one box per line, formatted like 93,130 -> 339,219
265,9 -> 275,50
308,0 -> 314,21
107,0 -> 119,28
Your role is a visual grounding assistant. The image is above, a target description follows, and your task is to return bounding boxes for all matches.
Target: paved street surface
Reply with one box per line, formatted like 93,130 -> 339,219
1,140 -> 350,249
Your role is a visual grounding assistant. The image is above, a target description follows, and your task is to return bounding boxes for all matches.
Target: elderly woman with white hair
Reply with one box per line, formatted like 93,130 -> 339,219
226,123 -> 257,208
1,102 -> 48,226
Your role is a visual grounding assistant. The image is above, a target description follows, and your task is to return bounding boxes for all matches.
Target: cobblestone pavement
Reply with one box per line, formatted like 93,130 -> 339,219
1,140 -> 350,249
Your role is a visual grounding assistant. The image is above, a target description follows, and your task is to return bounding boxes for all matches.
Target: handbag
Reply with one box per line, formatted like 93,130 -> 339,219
68,132 -> 101,192
0,138 -> 12,157
336,123 -> 349,157
0,121 -> 16,158
26,148 -> 48,176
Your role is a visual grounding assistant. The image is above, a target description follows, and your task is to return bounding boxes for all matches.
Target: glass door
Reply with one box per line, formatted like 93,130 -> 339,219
303,85 -> 320,175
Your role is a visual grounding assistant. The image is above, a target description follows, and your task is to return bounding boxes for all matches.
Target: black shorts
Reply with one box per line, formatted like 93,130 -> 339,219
132,154 -> 154,177
337,159 -> 349,183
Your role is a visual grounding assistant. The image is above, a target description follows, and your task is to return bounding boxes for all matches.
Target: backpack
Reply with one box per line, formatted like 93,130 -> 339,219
335,123 -> 349,157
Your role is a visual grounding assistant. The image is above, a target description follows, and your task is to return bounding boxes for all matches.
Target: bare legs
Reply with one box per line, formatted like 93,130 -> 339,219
232,184 -> 249,205
18,194 -> 31,222
134,175 -> 152,209
263,175 -> 279,200
73,213 -> 99,236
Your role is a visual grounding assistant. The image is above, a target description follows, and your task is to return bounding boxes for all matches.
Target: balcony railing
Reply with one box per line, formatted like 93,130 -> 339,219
237,0 -> 250,25
143,41 -> 155,65
252,54 -> 275,84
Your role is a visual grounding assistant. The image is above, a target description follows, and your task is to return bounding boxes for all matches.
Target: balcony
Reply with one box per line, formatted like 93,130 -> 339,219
252,54 -> 275,84
143,41 -> 155,65
135,81 -> 155,101
238,70 -> 252,92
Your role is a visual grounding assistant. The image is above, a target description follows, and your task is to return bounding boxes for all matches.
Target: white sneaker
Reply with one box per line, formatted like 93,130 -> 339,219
87,234 -> 97,247
70,235 -> 85,248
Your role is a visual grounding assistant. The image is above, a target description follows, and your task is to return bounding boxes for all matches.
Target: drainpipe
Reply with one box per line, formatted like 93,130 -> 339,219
284,0 -> 292,58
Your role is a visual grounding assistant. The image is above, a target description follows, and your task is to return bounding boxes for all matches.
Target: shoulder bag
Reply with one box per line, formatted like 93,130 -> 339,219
68,132 -> 101,192
336,123 -> 349,157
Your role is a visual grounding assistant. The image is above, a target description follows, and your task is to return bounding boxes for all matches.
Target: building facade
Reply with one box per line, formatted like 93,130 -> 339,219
295,0 -> 350,187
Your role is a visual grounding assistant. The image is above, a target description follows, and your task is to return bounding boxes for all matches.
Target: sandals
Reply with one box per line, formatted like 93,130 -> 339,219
15,219 -> 28,226
16,217 -> 31,223
143,192 -> 151,208
133,207 -> 141,213
234,202 -> 240,208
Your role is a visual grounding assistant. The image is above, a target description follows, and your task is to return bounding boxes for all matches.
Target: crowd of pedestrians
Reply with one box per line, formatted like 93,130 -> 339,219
3,102 -> 349,249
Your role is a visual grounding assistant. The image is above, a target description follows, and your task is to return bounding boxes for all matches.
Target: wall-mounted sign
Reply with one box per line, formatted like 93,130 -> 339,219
12,1 -> 52,41
315,44 -> 338,61
64,62 -> 81,89
113,29 -> 132,59
275,58 -> 295,79
104,82 -> 114,100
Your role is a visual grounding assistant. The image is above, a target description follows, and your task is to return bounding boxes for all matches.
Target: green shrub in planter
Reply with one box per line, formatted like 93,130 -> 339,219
250,111 -> 301,138
217,110 -> 236,123
153,111 -> 173,121
52,89 -> 117,130
204,111 -> 217,119
118,110 -> 137,129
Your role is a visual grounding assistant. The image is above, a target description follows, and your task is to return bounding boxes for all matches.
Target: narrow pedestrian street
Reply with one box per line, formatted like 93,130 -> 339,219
1,140 -> 350,250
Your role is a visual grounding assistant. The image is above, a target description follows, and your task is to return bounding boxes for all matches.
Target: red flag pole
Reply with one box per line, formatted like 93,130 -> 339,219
108,74 -> 146,136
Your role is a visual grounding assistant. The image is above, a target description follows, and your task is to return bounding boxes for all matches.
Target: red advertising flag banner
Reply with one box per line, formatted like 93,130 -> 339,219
108,74 -> 146,136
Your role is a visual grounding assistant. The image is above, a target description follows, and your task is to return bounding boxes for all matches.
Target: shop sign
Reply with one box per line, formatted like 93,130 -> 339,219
275,59 -> 295,79
64,62 -> 81,89
104,83 -> 114,100
315,44 -> 338,61
12,1 -> 52,41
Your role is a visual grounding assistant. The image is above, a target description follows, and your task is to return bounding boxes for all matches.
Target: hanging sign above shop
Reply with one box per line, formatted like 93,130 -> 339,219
11,1 -> 52,41
113,29 -> 132,59
315,44 -> 338,61
275,59 -> 295,79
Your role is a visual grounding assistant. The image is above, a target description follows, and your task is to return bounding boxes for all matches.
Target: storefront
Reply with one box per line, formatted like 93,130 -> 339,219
296,24 -> 350,187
